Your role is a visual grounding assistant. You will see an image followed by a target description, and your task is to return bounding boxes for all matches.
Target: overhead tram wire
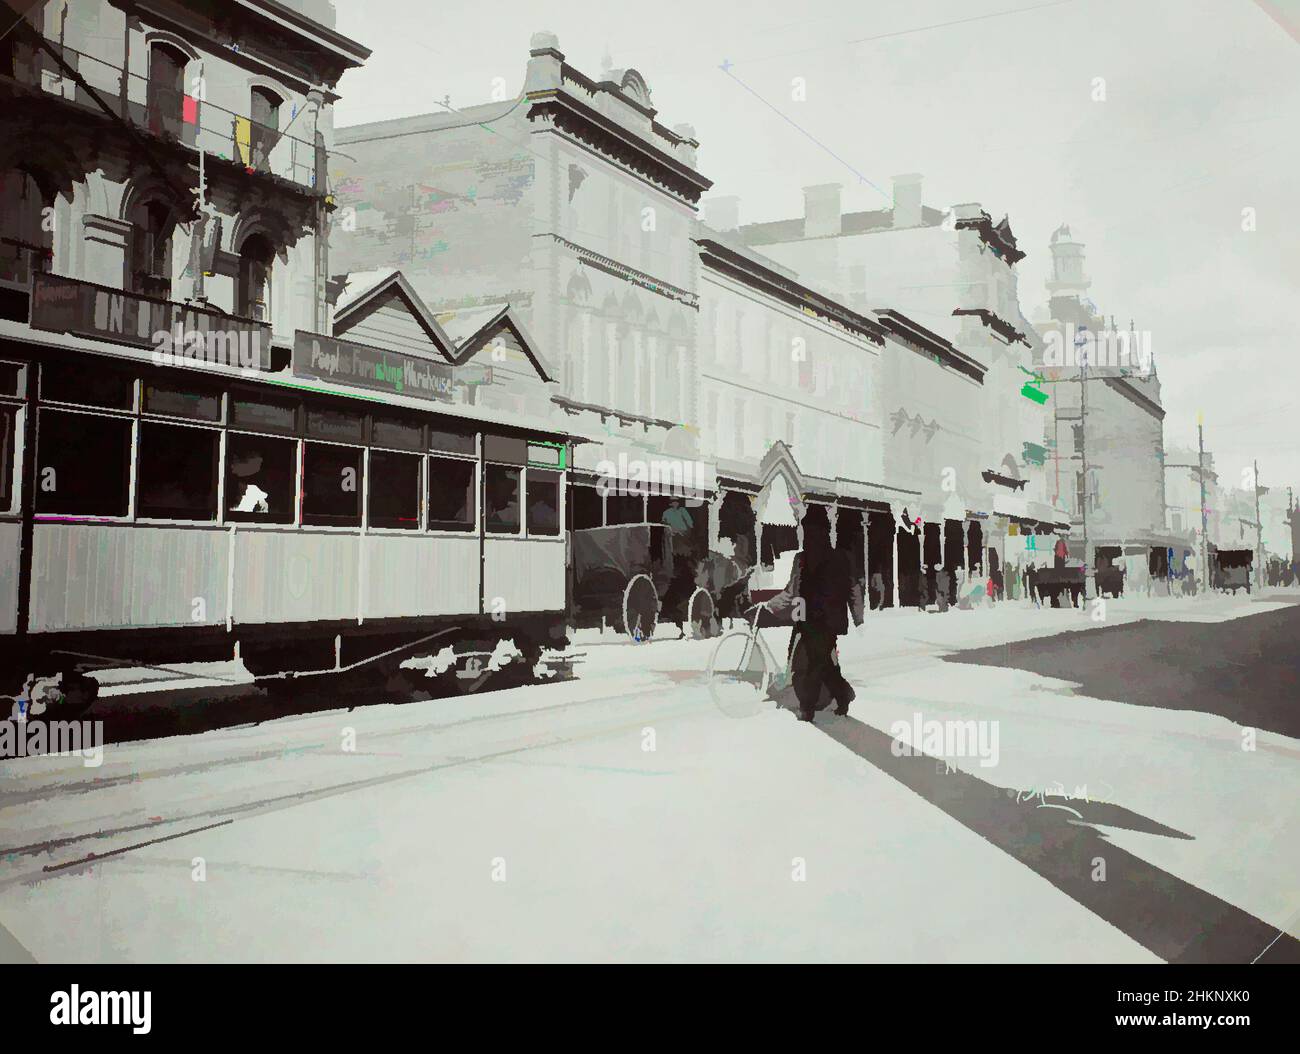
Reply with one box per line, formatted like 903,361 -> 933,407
726,0 -> 1081,67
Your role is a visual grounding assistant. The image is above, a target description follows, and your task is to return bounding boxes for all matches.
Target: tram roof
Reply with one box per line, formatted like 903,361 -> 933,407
0,321 -> 584,444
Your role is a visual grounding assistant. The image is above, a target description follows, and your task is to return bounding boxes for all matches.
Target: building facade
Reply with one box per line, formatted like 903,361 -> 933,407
1,0 -> 363,342
1033,225 -> 1175,586
691,224 -> 891,593
738,177 -> 1066,602
330,32 -> 713,502
0,0 -> 396,675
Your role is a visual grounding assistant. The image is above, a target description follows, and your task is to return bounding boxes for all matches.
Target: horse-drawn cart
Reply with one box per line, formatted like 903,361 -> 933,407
1211,549 -> 1253,594
570,524 -> 738,642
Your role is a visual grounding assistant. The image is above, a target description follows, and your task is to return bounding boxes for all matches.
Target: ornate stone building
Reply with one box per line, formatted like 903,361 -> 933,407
1033,224 -> 1177,587
330,32 -> 713,504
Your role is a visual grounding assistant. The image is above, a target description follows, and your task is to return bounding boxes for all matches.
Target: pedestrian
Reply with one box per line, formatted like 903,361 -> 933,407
660,499 -> 698,635
767,510 -> 864,722
660,497 -> 694,550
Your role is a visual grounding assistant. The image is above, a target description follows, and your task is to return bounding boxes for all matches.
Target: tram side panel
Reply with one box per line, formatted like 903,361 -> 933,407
19,524 -> 562,675
0,520 -> 19,635
29,522 -> 230,632
482,536 -> 567,624
362,533 -> 480,620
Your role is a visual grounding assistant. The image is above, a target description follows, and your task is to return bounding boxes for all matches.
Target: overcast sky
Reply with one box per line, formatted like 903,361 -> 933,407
332,0 -> 1300,499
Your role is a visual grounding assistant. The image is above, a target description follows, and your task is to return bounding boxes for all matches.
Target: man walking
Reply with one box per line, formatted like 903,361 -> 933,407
768,510 -> 864,722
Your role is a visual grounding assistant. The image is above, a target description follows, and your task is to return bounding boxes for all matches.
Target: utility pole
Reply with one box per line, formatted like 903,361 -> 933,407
1197,416 -> 1209,593
1254,459 -> 1263,590
1078,330 -> 1091,605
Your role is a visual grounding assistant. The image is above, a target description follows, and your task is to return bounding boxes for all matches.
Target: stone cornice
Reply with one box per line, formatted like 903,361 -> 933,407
697,237 -> 886,346
541,233 -> 698,308
526,89 -> 712,206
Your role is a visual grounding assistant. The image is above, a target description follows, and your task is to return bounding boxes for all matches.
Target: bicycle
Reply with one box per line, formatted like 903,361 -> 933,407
706,596 -> 795,719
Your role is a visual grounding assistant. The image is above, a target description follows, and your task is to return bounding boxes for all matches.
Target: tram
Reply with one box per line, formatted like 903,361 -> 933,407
0,331 -> 578,717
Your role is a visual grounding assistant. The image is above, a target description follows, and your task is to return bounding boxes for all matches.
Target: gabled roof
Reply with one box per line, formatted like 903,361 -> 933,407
333,268 -> 457,357
332,268 -> 556,383
436,303 -> 558,382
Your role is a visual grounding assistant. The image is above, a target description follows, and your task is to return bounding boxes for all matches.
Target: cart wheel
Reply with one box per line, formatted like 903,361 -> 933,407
687,587 -> 719,639
622,573 -> 660,643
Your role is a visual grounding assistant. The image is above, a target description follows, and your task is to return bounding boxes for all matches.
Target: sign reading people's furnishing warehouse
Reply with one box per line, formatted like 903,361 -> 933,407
293,330 -> 454,402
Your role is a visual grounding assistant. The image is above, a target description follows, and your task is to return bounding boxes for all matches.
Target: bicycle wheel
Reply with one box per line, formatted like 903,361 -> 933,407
707,629 -> 772,718
687,587 -> 718,639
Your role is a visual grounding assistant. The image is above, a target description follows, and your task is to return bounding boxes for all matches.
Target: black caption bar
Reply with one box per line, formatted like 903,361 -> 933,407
0,964 -> 1294,1040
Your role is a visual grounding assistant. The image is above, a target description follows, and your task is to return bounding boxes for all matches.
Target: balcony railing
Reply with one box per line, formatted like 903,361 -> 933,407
9,42 -> 320,191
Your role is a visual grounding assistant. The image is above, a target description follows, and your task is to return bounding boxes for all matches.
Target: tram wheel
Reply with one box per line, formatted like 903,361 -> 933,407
622,573 -> 660,643
52,669 -> 97,720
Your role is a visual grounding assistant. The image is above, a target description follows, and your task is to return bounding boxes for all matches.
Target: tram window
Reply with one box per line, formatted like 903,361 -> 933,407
570,483 -> 602,530
484,464 -> 521,535
0,361 -> 26,398
484,434 -> 527,465
0,405 -> 16,512
35,409 -> 132,517
137,422 -> 219,520
526,469 -> 561,537
605,493 -> 645,526
427,456 -> 475,532
527,443 -> 563,468
372,415 -> 424,451
230,392 -> 297,434
306,406 -> 365,443
41,362 -> 135,410
428,427 -> 476,456
368,450 -> 421,530
143,381 -> 222,422
225,432 -> 296,523
302,442 -> 363,527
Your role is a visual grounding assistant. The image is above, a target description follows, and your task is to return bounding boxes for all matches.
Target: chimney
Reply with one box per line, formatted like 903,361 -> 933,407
704,195 -> 740,232
525,31 -> 564,95
802,184 -> 842,239
892,173 -> 923,228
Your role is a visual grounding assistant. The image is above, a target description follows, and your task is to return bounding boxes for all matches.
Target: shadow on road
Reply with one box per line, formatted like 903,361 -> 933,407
811,712 -> 1300,964
944,605 -> 1300,738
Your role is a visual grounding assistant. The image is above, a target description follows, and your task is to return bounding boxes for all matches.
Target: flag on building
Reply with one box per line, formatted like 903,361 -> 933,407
234,115 -> 252,169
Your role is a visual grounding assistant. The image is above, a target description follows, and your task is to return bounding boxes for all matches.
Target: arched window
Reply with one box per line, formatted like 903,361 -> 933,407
147,43 -> 188,138
0,168 -> 52,286
127,198 -> 176,297
249,87 -> 282,172
237,234 -> 274,321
